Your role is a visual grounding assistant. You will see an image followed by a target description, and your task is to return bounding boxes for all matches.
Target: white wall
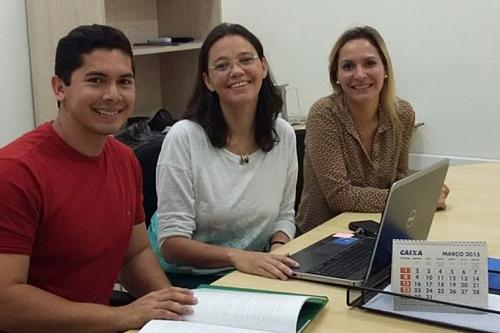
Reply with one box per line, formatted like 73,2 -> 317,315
4,1 -> 500,166
0,0 -> 34,146
222,0 -> 500,166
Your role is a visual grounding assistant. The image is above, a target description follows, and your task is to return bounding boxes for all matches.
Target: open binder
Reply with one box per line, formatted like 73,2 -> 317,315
140,284 -> 327,333
346,280 -> 500,332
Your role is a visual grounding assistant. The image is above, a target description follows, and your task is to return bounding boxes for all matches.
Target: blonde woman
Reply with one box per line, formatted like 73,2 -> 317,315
297,26 -> 448,233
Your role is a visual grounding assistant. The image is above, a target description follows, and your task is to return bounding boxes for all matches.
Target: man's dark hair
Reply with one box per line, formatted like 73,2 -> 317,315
55,24 -> 134,86
184,23 -> 283,152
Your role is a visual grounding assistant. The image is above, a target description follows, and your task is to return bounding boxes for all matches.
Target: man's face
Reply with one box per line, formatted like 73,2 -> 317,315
53,49 -> 135,137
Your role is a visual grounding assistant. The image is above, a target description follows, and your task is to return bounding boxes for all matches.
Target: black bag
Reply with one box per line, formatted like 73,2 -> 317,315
115,109 -> 175,149
148,108 -> 175,131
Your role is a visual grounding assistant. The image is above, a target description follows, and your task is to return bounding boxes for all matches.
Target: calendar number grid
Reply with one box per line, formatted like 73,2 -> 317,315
392,240 -> 488,312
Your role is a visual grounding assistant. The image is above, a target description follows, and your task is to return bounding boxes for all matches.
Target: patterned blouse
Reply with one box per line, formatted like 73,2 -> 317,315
296,93 -> 415,233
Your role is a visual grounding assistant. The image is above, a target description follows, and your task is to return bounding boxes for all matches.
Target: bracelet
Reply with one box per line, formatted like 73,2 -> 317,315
270,240 -> 286,246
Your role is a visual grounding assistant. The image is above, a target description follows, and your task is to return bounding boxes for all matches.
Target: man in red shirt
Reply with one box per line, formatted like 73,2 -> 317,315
0,24 -> 196,332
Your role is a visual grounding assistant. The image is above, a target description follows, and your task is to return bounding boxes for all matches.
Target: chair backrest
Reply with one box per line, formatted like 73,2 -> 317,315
133,140 -> 163,227
294,128 -> 306,213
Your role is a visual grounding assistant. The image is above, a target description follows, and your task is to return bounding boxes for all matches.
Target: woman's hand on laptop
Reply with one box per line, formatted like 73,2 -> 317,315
228,249 -> 300,280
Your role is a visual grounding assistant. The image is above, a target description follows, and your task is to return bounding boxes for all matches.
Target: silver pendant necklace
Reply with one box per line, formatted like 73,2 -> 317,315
228,134 -> 251,166
239,153 -> 249,165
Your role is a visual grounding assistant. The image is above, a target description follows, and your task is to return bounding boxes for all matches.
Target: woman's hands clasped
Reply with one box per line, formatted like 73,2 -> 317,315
228,249 -> 300,281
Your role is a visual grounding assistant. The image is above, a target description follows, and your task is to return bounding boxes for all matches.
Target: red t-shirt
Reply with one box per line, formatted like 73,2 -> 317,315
0,123 -> 145,304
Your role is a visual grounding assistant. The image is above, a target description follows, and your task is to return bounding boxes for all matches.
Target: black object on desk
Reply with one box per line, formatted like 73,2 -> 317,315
348,220 -> 380,237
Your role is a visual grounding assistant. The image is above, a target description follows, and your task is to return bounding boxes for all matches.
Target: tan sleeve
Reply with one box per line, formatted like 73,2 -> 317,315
395,99 -> 416,180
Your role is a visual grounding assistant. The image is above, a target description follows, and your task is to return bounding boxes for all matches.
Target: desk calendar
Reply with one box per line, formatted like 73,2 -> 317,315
391,240 -> 488,312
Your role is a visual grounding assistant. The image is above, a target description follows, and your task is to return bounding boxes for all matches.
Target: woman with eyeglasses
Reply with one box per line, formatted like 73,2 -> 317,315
296,26 -> 449,233
148,23 -> 299,288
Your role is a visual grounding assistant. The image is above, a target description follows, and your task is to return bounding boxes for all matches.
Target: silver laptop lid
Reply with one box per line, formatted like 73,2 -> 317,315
364,159 -> 450,285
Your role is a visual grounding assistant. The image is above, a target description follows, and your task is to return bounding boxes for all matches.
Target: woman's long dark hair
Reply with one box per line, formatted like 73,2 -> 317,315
184,23 -> 283,152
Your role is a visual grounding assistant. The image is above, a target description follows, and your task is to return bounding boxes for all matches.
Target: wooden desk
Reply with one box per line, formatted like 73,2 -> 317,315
128,163 -> 499,332
212,163 -> 500,333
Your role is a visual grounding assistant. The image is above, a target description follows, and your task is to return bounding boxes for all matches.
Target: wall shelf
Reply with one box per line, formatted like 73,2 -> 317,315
133,41 -> 203,56
26,0 -> 221,124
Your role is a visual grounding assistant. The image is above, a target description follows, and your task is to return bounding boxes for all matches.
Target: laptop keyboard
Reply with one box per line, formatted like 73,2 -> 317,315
307,238 -> 375,278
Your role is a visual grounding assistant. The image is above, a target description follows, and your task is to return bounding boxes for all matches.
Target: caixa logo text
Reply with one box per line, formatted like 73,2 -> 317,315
400,249 -> 423,256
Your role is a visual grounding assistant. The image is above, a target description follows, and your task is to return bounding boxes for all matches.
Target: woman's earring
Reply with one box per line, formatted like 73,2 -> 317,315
336,80 -> 340,85
384,74 -> 388,79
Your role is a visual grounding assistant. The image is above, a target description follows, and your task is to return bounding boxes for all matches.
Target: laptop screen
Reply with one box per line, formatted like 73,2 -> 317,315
364,159 -> 450,285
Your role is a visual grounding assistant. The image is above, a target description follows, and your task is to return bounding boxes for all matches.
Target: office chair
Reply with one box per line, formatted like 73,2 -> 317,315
133,139 -> 164,228
110,139 -> 164,306
110,110 -> 173,306
294,128 -> 306,214
110,288 -> 136,306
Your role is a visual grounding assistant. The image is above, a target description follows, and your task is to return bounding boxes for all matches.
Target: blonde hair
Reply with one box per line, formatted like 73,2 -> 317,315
328,26 -> 399,127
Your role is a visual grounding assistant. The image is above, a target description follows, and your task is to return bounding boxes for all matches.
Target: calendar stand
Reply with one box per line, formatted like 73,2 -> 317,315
346,281 -> 500,332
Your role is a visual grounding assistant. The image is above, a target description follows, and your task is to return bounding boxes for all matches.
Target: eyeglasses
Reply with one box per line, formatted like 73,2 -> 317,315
209,54 -> 259,73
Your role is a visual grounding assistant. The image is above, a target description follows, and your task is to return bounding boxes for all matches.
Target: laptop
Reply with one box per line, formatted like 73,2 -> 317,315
291,159 -> 449,286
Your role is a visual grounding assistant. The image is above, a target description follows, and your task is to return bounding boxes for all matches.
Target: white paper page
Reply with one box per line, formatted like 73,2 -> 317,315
183,289 -> 311,333
139,320 -> 269,333
364,285 -> 500,332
